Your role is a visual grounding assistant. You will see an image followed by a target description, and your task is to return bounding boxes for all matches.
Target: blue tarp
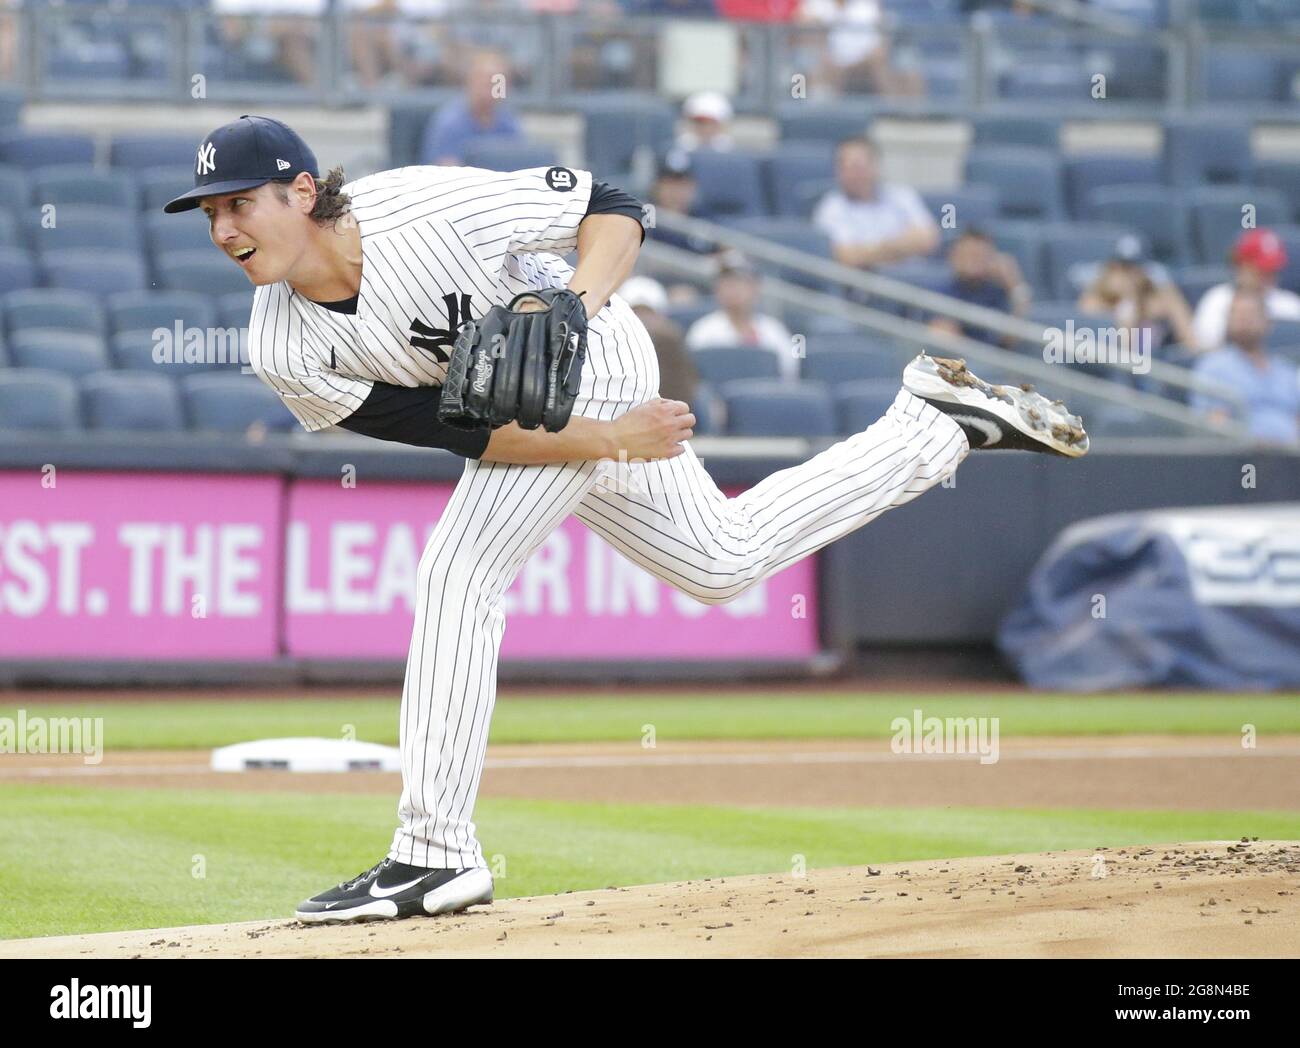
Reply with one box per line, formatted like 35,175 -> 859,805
999,505 -> 1300,690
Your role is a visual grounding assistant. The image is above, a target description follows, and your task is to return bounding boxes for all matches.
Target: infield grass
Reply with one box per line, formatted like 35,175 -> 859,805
2,692 -> 1298,750
2,782 -> 1298,941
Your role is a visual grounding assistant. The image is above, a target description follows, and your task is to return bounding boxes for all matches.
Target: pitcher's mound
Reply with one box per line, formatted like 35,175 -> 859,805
5,841 -> 1298,959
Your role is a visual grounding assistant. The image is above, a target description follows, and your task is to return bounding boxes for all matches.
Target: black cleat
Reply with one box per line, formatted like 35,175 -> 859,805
903,354 -> 1089,457
295,858 -> 493,924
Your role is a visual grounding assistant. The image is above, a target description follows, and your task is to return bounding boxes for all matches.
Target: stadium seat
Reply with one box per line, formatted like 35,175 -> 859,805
181,372 -> 295,433
109,329 -> 231,375
0,246 -> 37,295
989,223 -> 1047,298
81,372 -> 185,432
691,345 -> 784,384
109,134 -> 200,171
721,216 -> 833,289
1089,404 -> 1192,438
998,65 -> 1091,103
33,165 -> 139,210
723,379 -> 837,437
688,381 -> 719,436
921,185 -> 999,239
1085,185 -> 1192,265
1172,265 -> 1231,306
580,97 -> 676,180
388,101 -> 442,169
0,370 -> 81,432
156,250 -> 254,295
42,250 -> 149,296
109,290 -> 216,338
0,207 -> 22,248
138,166 -> 196,213
1062,155 -> 1162,221
1187,186 -> 1291,264
802,342 -> 911,384
1254,159 -> 1300,223
776,103 -> 869,145
0,164 -> 29,207
9,329 -> 110,376
218,290 -> 255,330
689,151 -> 768,220
1162,118 -> 1254,188
1200,47 -> 1285,103
461,140 -> 558,173
0,129 -> 95,169
145,210 -> 213,256
3,289 -> 105,337
875,259 -> 952,298
765,144 -> 836,218
25,204 -> 142,254
834,380 -> 902,435
964,147 -> 1064,221
665,298 -> 718,333
1268,225 -> 1300,292
1041,223 -> 1140,301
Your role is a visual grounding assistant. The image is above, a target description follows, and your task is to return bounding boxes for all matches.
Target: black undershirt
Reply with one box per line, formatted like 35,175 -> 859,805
315,178 -> 645,456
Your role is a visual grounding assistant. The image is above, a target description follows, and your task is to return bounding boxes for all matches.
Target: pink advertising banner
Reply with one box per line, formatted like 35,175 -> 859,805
283,480 -> 819,660
0,471 -> 283,658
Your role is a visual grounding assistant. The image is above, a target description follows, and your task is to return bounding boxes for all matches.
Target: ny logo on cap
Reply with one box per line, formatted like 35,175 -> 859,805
196,141 -> 216,176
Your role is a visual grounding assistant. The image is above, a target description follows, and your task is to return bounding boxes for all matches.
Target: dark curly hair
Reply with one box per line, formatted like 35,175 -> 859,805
273,165 -> 352,227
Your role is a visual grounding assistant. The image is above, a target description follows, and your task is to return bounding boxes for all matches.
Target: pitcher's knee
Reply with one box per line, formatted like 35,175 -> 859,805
674,567 -> 762,607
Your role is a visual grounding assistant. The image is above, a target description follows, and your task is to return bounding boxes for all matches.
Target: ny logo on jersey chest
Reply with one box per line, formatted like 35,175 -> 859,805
409,292 -> 473,364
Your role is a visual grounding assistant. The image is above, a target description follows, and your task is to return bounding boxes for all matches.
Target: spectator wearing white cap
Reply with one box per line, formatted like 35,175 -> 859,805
674,91 -> 735,153
686,253 -> 798,380
619,276 -> 700,406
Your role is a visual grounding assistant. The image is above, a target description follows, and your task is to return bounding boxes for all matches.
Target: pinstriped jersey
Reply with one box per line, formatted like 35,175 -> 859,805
248,163 -> 649,432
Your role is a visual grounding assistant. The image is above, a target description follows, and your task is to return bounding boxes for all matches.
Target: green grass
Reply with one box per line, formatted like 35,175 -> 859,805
2,693 -> 1299,750
2,782 -> 1298,941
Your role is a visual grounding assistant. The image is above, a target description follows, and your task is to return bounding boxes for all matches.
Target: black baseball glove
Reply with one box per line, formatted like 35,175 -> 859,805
437,288 -> 588,433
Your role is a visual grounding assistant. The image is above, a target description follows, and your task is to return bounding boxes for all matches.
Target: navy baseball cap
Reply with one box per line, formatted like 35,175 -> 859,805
163,115 -> 319,214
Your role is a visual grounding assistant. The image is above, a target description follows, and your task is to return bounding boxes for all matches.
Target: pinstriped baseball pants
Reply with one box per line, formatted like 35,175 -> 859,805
388,386 -> 970,869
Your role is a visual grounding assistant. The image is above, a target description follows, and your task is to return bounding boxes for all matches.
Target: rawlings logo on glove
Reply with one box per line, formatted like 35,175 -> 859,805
438,288 -> 588,433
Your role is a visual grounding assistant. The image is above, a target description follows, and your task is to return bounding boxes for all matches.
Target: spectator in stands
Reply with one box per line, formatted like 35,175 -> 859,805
619,276 -> 700,405
927,228 -> 1030,344
646,150 -> 714,255
418,47 -> 523,166
1192,229 -> 1300,353
1191,289 -> 1299,446
812,136 -> 939,269
674,91 -> 735,153
213,0 -> 324,87
797,0 -> 923,97
686,252 -> 797,380
1078,235 -> 1198,354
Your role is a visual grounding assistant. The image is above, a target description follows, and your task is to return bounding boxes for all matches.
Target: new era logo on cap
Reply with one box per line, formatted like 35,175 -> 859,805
276,159 -> 291,171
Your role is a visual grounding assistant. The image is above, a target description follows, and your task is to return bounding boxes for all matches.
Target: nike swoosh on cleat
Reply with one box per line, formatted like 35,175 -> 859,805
369,874 -> 434,898
947,413 -> 1003,448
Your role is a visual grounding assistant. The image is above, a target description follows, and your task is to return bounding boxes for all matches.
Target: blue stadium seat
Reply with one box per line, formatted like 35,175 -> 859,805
765,144 -> 835,218
109,134 -> 199,171
0,208 -> 22,248
0,370 -> 81,432
0,129 -> 95,169
1086,185 -> 1192,265
776,103 -> 869,145
3,289 -> 105,336
1254,159 -> 1300,223
110,329 -> 224,375
1200,48 -> 1285,103
217,290 -> 255,330
691,345 -> 784,384
1263,224 -> 1300,292
9,329 -> 110,376
989,223 -> 1047,297
921,185 -> 999,239
1089,404 -> 1190,438
665,298 -> 717,332
580,97 -> 676,180
81,372 -> 184,432
42,250 -> 149,296
156,250 -> 253,295
689,381 -> 718,436
875,259 -> 952,298
998,65 -> 1091,103
722,216 -> 832,289
723,379 -> 837,437
388,101 -> 442,169
1172,265 -> 1231,306
138,166 -> 196,213
1041,223 -> 1139,301
834,380 -> 901,435
965,147 -> 1064,221
144,210 -> 212,256
1187,186 -> 1291,264
1062,155 -> 1162,221
0,163 -> 29,206
802,342 -> 910,384
25,205 -> 142,254
690,151 -> 768,220
1162,118 -> 1254,188
109,290 -> 216,337
32,165 -> 138,210
0,246 -> 36,294
461,140 -> 558,173
181,372 -> 295,433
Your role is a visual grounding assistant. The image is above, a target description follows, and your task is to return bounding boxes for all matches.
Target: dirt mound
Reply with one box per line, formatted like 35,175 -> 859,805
5,841 -> 1298,959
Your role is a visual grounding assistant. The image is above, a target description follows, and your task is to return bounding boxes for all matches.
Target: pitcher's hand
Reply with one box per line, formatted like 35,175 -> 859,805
609,398 -> 696,460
